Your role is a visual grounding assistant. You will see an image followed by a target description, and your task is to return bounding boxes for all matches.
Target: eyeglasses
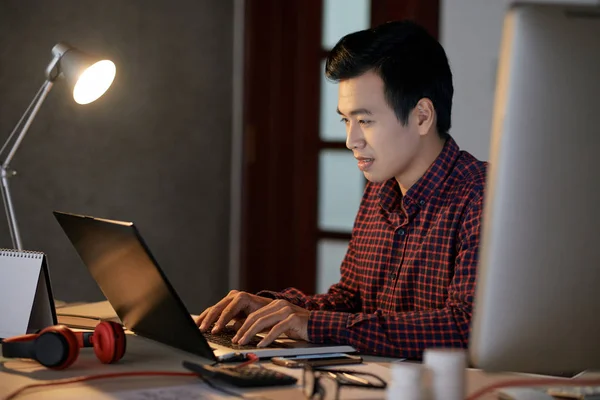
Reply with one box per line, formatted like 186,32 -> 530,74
302,365 -> 387,400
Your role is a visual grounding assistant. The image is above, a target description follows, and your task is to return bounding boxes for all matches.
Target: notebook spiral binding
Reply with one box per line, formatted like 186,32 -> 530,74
0,248 -> 44,258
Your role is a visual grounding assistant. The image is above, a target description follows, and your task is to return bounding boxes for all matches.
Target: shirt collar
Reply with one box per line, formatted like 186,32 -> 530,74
378,136 -> 460,214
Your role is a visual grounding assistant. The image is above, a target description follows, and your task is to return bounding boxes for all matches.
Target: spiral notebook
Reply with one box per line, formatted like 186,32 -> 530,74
0,249 -> 57,339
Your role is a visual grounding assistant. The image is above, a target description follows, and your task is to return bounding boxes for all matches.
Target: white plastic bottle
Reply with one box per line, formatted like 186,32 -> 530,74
386,362 -> 428,400
423,348 -> 467,400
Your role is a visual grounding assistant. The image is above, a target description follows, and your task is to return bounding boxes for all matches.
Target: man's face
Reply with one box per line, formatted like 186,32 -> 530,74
337,70 -> 421,183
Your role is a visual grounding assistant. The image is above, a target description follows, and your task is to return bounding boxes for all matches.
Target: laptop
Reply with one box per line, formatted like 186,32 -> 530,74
53,211 -> 356,362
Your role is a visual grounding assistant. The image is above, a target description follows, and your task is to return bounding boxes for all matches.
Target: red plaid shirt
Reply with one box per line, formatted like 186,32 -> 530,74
259,137 -> 487,359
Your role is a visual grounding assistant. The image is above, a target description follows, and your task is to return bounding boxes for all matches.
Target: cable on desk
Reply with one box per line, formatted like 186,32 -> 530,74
2,371 -> 195,400
466,376 -> 600,400
1,369 -> 269,400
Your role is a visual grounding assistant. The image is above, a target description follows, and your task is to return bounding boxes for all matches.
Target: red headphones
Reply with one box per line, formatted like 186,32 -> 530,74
1,321 -> 126,369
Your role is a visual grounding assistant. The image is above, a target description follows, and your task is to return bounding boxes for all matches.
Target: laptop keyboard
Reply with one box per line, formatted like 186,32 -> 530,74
203,325 -> 289,349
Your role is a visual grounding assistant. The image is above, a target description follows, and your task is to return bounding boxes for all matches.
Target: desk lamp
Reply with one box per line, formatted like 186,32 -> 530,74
0,42 -> 116,250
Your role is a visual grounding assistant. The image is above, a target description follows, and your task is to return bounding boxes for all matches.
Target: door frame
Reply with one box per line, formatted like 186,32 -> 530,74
235,0 -> 440,294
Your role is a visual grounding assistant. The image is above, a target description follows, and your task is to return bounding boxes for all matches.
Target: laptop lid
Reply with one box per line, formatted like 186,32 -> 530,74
53,211 -> 217,361
53,211 -> 356,361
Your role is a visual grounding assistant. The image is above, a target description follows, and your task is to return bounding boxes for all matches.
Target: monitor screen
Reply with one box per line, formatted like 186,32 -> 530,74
469,2 -> 600,375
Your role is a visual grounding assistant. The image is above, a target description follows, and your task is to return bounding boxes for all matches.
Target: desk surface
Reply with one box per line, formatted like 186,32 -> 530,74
0,303 -> 582,400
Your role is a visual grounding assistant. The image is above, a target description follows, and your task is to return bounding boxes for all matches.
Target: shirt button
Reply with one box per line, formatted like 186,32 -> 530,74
389,272 -> 397,279
419,199 -> 425,206
398,229 -> 405,236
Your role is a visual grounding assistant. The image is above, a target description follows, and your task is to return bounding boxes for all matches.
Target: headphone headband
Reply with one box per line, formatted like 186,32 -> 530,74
1,322 -> 125,369
2,339 -> 37,359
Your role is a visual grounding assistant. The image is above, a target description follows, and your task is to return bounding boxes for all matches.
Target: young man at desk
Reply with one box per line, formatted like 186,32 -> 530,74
197,20 -> 487,360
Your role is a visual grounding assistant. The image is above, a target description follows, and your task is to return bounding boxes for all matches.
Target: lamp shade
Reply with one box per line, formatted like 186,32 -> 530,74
57,45 -> 116,105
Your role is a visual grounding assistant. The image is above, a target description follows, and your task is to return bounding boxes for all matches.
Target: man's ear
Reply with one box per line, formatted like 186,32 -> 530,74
414,98 -> 435,136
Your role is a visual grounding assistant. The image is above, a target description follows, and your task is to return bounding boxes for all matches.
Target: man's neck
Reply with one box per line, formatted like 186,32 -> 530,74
396,136 -> 447,195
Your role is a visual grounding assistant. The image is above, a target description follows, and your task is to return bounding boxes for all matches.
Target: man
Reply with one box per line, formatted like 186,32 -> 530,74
197,20 -> 487,359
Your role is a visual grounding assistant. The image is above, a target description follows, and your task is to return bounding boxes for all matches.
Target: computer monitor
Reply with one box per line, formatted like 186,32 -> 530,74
469,2 -> 600,375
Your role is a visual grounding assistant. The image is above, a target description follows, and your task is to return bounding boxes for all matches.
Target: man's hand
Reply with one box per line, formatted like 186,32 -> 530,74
196,290 -> 273,333
232,299 -> 310,347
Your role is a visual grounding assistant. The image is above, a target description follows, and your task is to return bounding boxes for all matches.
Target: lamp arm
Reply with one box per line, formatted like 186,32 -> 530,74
0,79 -> 54,250
1,80 -> 54,169
0,47 -> 64,164
0,81 -> 48,159
0,44 -> 79,249
0,170 -> 22,249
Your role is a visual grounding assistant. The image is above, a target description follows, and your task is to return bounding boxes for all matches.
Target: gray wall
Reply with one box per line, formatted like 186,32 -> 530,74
440,0 -> 508,161
440,0 -> 594,161
0,0 -> 234,313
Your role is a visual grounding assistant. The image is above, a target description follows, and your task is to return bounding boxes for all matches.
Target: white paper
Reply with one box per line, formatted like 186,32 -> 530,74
112,384 -> 239,400
0,251 -> 43,338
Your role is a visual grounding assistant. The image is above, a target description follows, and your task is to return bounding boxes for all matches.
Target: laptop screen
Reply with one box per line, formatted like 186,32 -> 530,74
53,211 -> 216,361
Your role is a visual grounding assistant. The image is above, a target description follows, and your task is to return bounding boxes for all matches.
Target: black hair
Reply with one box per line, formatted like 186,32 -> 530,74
325,20 -> 453,138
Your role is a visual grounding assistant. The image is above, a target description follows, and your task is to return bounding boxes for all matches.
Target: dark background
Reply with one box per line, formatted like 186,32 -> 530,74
0,0 -> 234,313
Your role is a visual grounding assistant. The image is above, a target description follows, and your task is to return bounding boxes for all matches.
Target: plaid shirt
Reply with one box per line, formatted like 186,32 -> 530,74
259,137 -> 487,359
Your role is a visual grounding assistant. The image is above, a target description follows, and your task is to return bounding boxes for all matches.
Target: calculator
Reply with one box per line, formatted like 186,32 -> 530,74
182,360 -> 298,388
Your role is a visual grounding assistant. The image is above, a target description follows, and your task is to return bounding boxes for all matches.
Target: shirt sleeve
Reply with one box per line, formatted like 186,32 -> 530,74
256,237 -> 362,312
307,191 -> 483,359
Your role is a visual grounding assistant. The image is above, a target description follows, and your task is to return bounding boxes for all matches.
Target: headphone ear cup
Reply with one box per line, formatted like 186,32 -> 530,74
91,321 -> 126,364
35,325 -> 79,370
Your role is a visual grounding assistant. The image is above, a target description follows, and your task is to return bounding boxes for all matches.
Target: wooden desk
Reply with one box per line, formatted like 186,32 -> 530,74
0,302 -> 575,399
1,334 -> 559,400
